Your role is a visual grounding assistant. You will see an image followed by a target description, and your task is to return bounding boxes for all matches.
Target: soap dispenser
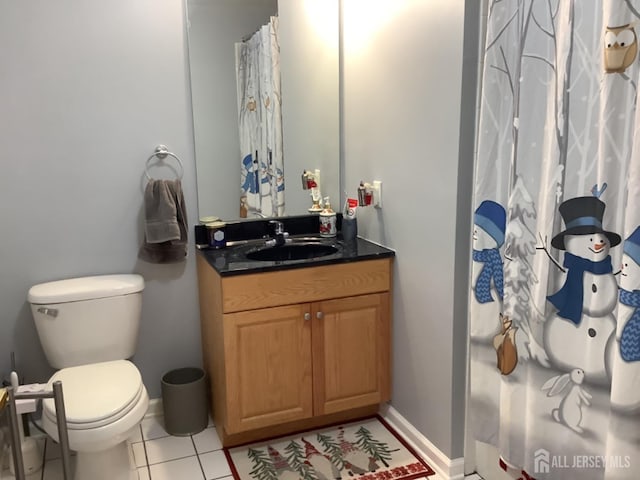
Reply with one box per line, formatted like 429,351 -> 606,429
319,197 -> 337,237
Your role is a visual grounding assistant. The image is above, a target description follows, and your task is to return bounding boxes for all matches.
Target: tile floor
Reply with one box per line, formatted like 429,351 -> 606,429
1,415 -> 232,480
2,415 -> 484,480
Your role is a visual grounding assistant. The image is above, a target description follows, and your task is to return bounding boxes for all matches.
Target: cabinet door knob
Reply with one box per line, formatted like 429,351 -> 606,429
316,311 -> 324,320
304,313 -> 311,321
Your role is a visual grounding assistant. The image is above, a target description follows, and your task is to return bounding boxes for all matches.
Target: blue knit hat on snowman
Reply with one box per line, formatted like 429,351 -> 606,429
473,200 -> 506,304
624,226 -> 640,266
474,200 -> 506,248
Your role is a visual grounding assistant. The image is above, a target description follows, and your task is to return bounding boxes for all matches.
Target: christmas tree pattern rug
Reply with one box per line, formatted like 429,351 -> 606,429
224,416 -> 436,480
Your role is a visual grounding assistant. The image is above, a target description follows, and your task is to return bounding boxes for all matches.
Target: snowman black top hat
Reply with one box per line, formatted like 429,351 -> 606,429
551,196 -> 621,250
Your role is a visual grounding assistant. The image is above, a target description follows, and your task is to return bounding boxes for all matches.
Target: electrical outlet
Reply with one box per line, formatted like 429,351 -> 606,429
373,181 -> 382,208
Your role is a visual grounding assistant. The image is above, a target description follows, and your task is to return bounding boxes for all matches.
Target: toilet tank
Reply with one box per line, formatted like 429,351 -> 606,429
27,274 -> 145,369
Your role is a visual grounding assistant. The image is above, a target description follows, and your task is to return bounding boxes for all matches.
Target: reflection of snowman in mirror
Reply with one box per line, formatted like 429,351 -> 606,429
540,192 -> 621,385
276,166 -> 285,193
241,153 -> 259,195
606,226 -> 640,412
470,200 -> 506,342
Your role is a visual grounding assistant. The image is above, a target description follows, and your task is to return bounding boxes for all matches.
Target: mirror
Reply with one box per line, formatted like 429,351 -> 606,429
187,0 -> 340,221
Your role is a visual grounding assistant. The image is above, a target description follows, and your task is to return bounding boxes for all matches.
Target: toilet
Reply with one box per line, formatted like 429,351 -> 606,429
27,274 -> 148,480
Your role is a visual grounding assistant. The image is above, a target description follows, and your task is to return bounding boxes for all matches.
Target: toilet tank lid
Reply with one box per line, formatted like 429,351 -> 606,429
28,274 -> 144,304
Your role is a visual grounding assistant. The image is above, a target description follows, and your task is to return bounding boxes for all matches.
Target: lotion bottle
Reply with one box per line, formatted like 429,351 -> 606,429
319,197 -> 337,237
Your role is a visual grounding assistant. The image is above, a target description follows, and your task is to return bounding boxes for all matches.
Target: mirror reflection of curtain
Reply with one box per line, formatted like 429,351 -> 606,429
236,16 -> 284,218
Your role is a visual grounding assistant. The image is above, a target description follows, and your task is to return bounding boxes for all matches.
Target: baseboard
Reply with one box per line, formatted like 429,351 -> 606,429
380,404 -> 465,480
145,397 -> 163,418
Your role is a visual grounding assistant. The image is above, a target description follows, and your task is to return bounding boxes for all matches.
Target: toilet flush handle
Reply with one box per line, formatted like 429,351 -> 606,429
37,307 -> 58,318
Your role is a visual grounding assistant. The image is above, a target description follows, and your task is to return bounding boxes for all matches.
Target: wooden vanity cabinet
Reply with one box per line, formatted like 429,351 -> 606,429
196,254 -> 392,446
224,303 -> 313,433
312,293 -> 390,416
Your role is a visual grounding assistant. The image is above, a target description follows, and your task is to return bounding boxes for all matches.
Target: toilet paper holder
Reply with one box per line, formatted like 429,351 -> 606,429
6,381 -> 71,480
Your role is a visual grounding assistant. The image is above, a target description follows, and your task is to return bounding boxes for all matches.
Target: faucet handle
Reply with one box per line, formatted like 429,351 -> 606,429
269,220 -> 285,235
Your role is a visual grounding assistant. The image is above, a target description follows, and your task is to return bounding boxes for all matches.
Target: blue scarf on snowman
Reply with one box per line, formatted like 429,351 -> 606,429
473,248 -> 504,303
547,252 -> 613,325
619,288 -> 640,362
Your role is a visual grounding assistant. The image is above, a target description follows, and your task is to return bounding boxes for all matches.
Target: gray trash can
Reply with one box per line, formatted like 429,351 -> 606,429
161,367 -> 208,436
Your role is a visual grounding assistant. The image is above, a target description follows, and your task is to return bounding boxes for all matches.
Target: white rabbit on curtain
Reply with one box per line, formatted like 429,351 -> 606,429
235,16 -> 285,218
468,1 -> 640,479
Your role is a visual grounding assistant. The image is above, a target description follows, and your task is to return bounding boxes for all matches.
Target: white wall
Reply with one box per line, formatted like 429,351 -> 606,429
0,0 -> 200,399
342,0 -> 478,459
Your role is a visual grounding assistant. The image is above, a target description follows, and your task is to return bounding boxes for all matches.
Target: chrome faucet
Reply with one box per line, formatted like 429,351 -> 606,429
266,220 -> 289,247
269,220 -> 285,235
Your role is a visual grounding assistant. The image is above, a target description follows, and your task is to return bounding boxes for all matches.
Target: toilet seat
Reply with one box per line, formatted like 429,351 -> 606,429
43,360 -> 143,430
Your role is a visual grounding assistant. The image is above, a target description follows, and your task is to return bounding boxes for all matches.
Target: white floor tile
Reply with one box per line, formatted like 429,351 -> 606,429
140,416 -> 169,440
148,456 -> 204,480
199,450 -> 231,480
192,427 -> 222,454
131,442 -> 147,468
144,435 -> 196,465
33,414 -> 459,480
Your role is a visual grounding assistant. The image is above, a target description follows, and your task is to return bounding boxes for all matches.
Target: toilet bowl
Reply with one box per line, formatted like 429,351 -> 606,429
28,274 -> 148,480
42,361 -> 149,480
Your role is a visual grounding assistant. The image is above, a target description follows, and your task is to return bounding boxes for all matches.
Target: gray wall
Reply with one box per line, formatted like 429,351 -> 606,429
0,0 -> 480,461
342,0 -> 477,459
0,0 -> 204,399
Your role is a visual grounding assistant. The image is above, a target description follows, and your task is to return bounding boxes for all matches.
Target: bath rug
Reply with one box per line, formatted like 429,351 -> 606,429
225,416 -> 436,480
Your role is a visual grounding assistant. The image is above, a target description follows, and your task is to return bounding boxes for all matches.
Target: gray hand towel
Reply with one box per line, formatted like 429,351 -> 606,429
139,179 -> 188,263
144,180 -> 181,243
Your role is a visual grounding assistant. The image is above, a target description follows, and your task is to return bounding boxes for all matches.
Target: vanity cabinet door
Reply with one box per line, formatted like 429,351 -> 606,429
224,303 -> 313,434
312,292 -> 391,416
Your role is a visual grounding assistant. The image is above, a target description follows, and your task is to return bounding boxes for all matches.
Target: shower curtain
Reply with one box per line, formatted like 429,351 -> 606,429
469,1 -> 640,479
235,16 -> 285,218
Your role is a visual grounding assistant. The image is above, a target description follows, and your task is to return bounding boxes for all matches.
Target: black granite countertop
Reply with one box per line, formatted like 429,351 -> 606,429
196,215 -> 395,276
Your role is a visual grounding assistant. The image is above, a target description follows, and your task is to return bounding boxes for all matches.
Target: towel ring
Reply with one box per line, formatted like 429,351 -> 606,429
144,145 -> 184,181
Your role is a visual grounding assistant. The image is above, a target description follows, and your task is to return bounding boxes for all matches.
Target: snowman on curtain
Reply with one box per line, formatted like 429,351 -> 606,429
608,226 -> 640,412
542,194 -> 620,386
471,200 -> 507,342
